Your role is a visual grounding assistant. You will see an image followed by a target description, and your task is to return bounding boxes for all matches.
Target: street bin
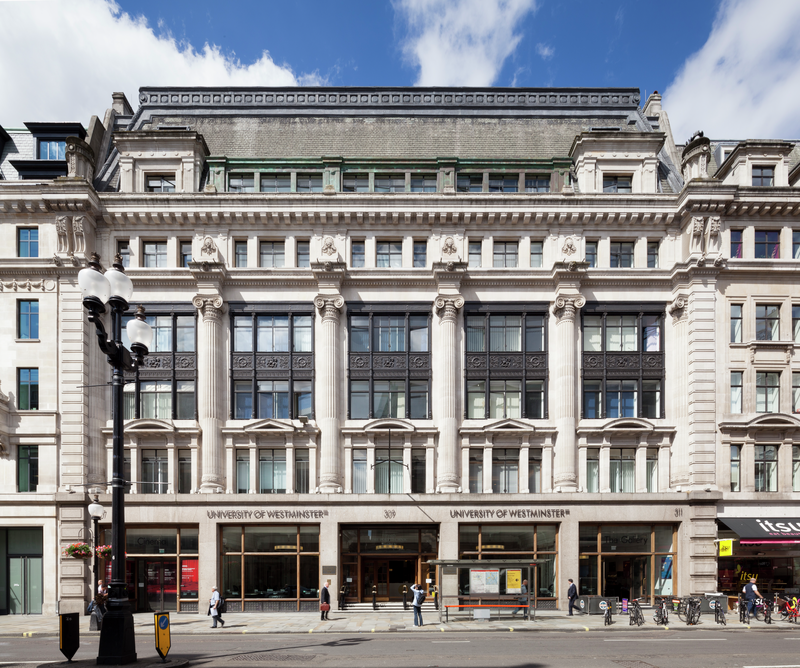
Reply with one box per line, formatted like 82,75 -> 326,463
579,595 -> 617,615
700,594 -> 727,614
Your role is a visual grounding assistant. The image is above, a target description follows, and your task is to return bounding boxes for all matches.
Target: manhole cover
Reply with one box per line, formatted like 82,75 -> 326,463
613,662 -> 658,668
231,654 -> 317,662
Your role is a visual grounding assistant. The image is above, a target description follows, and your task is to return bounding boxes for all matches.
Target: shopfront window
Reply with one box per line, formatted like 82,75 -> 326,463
579,524 -> 676,603
458,524 -> 558,602
221,525 -> 320,611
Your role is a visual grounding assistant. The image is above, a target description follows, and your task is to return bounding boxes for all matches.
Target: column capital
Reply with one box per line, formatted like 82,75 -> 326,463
192,294 -> 225,321
667,294 -> 688,322
434,295 -> 464,321
314,294 -> 344,321
551,294 -> 585,323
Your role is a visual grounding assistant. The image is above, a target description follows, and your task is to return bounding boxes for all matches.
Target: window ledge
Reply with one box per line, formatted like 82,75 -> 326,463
15,339 -> 40,343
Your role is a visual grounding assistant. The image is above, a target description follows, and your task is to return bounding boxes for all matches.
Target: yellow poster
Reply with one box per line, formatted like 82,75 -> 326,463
506,569 -> 522,594
719,539 -> 733,557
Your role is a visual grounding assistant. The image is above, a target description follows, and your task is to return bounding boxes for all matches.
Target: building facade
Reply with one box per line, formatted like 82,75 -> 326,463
1,87 -> 799,615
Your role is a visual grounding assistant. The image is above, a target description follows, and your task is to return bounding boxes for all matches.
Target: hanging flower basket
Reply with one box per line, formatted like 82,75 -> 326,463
64,542 -> 93,559
96,545 -> 112,559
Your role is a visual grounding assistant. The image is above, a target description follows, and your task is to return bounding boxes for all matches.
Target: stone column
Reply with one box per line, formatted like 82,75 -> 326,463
193,295 -> 226,493
314,295 -> 344,493
667,295 -> 689,488
550,295 -> 584,491
434,296 -> 464,492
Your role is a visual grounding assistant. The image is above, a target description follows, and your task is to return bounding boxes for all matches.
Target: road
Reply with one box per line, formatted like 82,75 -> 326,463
2,629 -> 800,668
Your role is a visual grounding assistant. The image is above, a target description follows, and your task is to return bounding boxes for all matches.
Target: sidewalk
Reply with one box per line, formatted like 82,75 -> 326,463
0,609 -> 789,636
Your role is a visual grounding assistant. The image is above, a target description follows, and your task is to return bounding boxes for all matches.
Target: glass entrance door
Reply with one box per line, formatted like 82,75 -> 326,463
139,560 -> 177,612
8,557 -> 42,615
362,558 -> 417,601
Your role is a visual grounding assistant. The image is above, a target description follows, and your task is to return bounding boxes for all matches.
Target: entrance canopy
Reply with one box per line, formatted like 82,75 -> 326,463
720,518 -> 800,543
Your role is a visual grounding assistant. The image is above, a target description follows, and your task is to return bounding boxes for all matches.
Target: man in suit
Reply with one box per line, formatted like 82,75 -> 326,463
567,578 -> 580,616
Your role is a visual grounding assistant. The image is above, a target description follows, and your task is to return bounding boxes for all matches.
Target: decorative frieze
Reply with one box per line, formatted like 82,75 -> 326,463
0,278 -> 56,292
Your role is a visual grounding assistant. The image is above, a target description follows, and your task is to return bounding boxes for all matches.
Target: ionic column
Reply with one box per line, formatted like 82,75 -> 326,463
434,295 -> 464,493
193,295 -> 226,493
314,295 -> 344,492
551,294 -> 585,492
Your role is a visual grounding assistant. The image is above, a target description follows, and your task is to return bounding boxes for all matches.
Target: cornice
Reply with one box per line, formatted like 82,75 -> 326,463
0,181 -> 102,216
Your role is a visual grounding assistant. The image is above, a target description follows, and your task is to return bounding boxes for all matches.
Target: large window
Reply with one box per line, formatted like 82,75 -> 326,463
411,175 -> 436,192
376,241 -> 402,268
647,242 -> 659,269
348,309 -> 431,420
492,448 -> 519,493
468,241 -> 482,268
756,304 -> 780,341
146,175 -> 175,193
413,241 -> 427,268
457,174 -> 483,192
488,175 -> 518,192
375,449 -> 403,493
18,445 -> 38,492
18,300 -> 38,339
229,174 -> 254,193
374,174 -> 405,192
231,308 -> 313,421
602,175 -> 632,193
731,372 -> 743,413
585,241 -> 597,267
755,231 -> 780,259
525,175 -> 550,192
530,241 -> 543,268
259,242 -> 285,268
18,228 -> 38,258
755,445 -> 778,492
296,241 -> 310,268
295,449 -> 310,493
351,240 -> 365,268
259,450 -> 287,493
581,308 -> 664,419
352,449 -> 367,493
39,139 -> 65,160
18,368 -> 38,410
610,448 -> 635,493
178,449 -> 192,494
123,310 -> 196,420
730,230 -> 743,259
646,448 -> 658,493
752,166 -> 775,187
610,242 -> 634,268
234,241 -> 248,268
730,445 -> 741,492
469,449 -> 483,493
458,524 -> 558,602
731,304 -> 743,343
493,241 -> 518,268
586,448 -> 599,493
221,525 -> 320,611
260,174 -> 290,193
465,310 -> 547,419
756,372 -> 780,413
411,449 -> 426,493
296,174 -> 322,192
143,242 -> 167,268
141,449 -> 168,493
342,174 -> 369,192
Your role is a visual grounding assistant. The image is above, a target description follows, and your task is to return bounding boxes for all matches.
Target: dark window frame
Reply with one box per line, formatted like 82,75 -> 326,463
18,445 -> 38,492
17,368 -> 39,410
347,305 -> 432,420
752,165 -> 775,187
755,230 -> 780,259
229,304 -> 314,421
17,228 -> 38,258
17,299 -> 39,339
731,229 -> 743,259
145,175 -> 176,193
610,241 -> 634,268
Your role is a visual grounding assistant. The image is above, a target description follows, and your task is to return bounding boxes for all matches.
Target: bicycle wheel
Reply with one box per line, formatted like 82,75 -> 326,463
677,602 -> 687,623
718,607 -> 727,626
754,606 -> 765,622
637,609 -> 645,626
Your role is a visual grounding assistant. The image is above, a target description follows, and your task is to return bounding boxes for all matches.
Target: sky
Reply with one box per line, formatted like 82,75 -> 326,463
1,0 -> 800,142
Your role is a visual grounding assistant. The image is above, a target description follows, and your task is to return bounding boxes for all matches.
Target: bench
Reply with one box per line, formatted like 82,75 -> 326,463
444,604 -> 532,622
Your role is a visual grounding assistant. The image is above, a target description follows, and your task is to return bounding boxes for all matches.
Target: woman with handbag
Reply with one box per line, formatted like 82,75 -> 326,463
320,579 -> 331,620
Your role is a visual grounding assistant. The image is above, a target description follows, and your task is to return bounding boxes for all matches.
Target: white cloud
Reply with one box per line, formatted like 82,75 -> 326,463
0,0 -> 320,127
535,43 -> 553,60
395,0 -> 537,86
663,0 -> 800,141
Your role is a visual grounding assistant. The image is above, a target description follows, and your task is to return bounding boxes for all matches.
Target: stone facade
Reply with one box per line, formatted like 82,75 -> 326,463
1,88 -> 799,615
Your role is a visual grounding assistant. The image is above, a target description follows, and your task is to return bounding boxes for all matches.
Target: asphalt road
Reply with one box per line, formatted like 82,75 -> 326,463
3,630 -> 800,668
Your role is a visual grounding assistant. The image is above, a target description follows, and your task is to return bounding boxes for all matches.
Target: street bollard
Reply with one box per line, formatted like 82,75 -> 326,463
372,585 -> 377,611
59,612 -> 80,662
402,584 -> 408,610
339,585 -> 346,611
432,586 -> 438,611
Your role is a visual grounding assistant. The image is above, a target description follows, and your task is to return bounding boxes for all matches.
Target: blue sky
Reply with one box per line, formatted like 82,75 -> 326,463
2,0 -> 800,141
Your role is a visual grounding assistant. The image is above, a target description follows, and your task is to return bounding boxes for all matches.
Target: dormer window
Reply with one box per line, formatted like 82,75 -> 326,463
752,165 -> 775,187
38,140 -> 65,160
603,175 -> 632,193
146,175 -> 176,193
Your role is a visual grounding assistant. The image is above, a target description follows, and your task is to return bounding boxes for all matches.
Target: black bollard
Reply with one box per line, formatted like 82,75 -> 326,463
433,586 -> 438,611
372,585 -> 377,611
402,584 -> 408,610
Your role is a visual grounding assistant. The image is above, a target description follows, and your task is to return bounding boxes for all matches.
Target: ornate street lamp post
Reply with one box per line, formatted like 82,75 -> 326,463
88,496 -> 105,598
79,253 -> 152,665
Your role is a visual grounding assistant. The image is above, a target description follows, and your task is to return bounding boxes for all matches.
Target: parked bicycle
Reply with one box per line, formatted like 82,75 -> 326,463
776,594 -> 800,623
675,597 -> 700,624
603,601 -> 613,626
628,597 -> 645,627
710,598 -> 726,626
684,597 -> 701,626
653,597 -> 669,625
739,594 -> 747,624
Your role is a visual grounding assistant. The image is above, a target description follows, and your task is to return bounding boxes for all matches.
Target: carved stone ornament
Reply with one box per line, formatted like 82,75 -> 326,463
314,295 -> 344,321
192,295 -> 225,321
442,236 -> 458,256
200,237 -> 217,256
321,236 -> 337,256
55,215 -> 71,253
692,217 -> 705,237
551,295 -> 585,323
707,216 -> 721,238
667,295 -> 688,322
0,278 -> 55,292
72,215 -> 86,253
434,295 -> 465,321
562,236 -> 577,257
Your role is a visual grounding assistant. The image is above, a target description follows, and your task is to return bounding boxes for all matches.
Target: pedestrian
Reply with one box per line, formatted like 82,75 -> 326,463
320,578 -> 331,620
97,579 -> 108,597
209,585 -> 224,628
743,577 -> 761,618
95,579 -> 108,615
410,583 -> 425,627
567,578 -> 580,616
512,579 -> 529,619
